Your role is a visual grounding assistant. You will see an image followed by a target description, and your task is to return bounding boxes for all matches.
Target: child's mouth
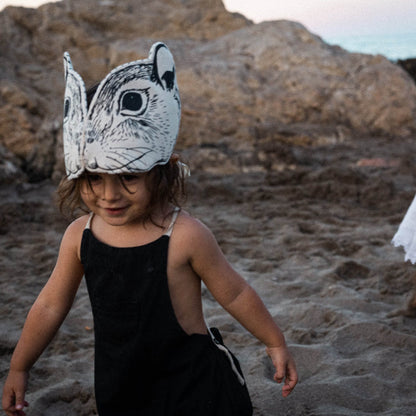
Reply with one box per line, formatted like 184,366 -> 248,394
104,207 -> 127,215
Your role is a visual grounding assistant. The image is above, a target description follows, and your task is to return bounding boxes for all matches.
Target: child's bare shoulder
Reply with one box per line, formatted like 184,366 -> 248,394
176,210 -> 211,235
174,210 -> 218,250
61,215 -> 90,246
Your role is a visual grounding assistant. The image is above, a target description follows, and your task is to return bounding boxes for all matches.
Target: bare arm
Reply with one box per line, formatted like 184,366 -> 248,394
2,219 -> 85,415
185,217 -> 298,396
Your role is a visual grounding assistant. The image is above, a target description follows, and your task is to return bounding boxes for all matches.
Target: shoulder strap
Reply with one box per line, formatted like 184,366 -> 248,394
85,212 -> 94,229
164,207 -> 180,237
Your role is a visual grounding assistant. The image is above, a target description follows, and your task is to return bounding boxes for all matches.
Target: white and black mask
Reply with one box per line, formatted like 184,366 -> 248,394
63,42 -> 181,179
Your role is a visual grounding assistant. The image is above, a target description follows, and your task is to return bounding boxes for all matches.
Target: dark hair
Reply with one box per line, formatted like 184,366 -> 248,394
144,154 -> 187,224
56,156 -> 187,224
86,82 -> 99,107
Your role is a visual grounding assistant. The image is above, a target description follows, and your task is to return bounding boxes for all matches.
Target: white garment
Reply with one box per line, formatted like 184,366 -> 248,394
392,194 -> 416,264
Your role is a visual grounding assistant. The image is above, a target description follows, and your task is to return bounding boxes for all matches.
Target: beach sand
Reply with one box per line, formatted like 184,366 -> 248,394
1,135 -> 416,415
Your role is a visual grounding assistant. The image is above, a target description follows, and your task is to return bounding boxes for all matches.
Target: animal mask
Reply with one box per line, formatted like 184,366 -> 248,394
63,42 -> 181,179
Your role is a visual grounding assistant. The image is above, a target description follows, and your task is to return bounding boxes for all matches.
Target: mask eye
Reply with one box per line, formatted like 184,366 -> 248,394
122,92 -> 142,111
64,97 -> 71,121
119,90 -> 149,116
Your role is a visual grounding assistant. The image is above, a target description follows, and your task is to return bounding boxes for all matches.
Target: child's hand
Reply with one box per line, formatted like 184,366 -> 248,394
2,370 -> 29,416
266,345 -> 298,397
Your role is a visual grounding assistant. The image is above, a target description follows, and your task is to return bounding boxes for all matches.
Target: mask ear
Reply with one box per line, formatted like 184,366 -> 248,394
151,42 -> 176,91
62,52 -> 87,179
63,52 -> 73,81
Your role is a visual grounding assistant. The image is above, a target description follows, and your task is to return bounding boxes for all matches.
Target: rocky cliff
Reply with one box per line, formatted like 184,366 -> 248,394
1,0 -> 416,181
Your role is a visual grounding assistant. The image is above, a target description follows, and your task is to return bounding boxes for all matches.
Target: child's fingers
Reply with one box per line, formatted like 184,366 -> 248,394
14,391 -> 28,410
282,382 -> 295,398
273,364 -> 286,384
2,390 -> 15,416
266,347 -> 285,383
281,361 -> 298,397
266,346 -> 298,396
281,371 -> 298,396
3,393 -> 28,416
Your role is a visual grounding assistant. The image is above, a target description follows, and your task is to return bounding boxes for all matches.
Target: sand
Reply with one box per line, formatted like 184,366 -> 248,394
1,136 -> 416,415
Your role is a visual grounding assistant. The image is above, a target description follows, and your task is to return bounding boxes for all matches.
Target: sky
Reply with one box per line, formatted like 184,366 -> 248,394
223,0 -> 416,38
0,0 -> 415,39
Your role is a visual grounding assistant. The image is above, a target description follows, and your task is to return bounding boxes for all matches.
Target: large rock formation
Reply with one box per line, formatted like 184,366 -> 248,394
1,0 -> 415,181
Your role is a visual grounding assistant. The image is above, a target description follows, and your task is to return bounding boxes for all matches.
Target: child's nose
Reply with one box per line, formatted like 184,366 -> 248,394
102,177 -> 121,201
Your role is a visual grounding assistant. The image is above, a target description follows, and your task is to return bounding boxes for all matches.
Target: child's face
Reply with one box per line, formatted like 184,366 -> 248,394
80,173 -> 151,226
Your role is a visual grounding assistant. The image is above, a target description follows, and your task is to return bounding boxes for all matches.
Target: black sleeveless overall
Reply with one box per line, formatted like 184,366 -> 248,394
80,211 -> 253,416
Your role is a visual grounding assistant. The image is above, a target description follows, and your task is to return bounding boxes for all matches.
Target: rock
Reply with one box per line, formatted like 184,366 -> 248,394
0,1 -> 416,181
397,58 -> 416,84
0,143 -> 27,184
334,261 -> 370,280
182,21 -> 416,140
0,0 -> 250,180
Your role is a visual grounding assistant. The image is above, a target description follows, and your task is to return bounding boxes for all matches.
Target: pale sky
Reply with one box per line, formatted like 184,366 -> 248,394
224,0 -> 416,37
0,0 -> 415,38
